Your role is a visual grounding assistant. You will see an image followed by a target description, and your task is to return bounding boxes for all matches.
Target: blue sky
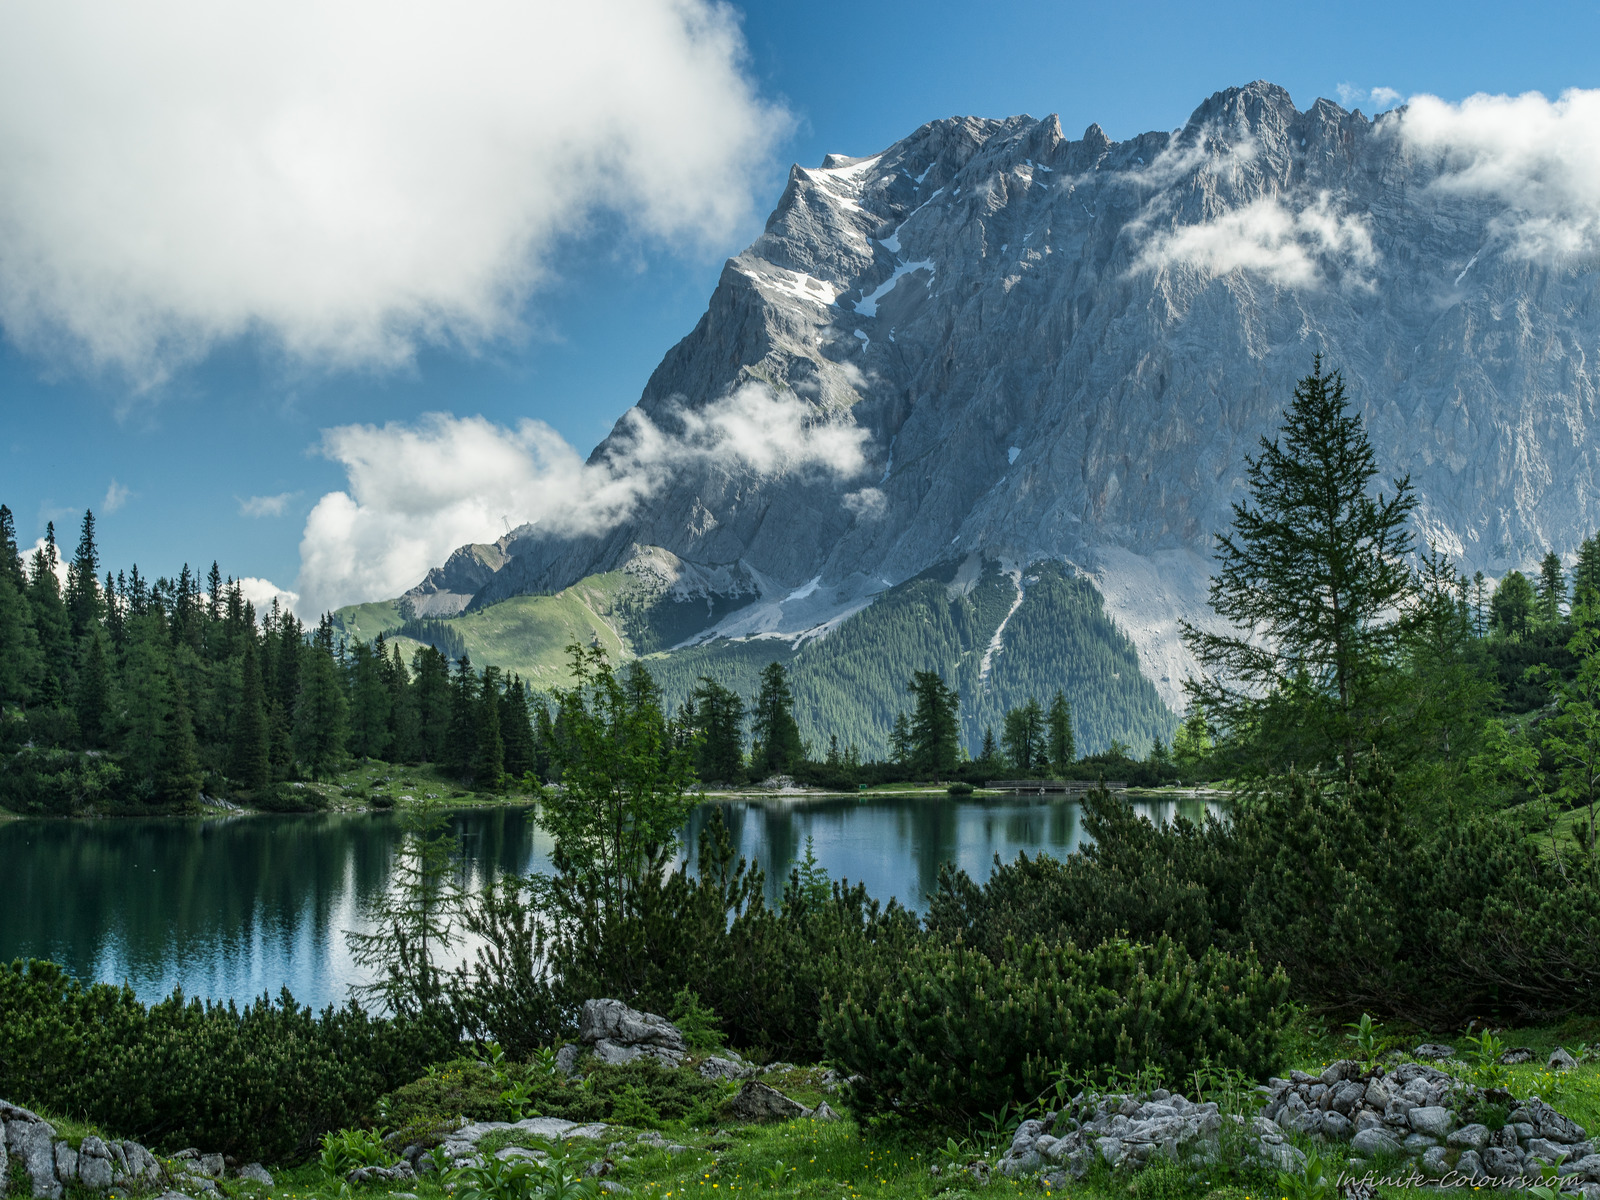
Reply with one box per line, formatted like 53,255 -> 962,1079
4,0 -> 1599,611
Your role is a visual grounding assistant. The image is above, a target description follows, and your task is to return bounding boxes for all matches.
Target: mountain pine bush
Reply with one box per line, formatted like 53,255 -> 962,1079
819,933 -> 1289,1122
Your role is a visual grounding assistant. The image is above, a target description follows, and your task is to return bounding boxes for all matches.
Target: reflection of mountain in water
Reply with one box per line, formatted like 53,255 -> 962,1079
5,796 -> 1211,1007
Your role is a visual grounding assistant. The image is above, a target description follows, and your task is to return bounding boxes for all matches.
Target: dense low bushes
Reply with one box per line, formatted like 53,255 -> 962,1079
0,959 -> 452,1161
384,1055 -> 725,1144
820,934 -> 1288,1122
458,813 -> 921,1061
929,776 -> 1600,1025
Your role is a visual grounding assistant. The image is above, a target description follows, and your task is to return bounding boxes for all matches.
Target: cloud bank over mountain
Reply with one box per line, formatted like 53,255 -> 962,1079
0,0 -> 787,385
294,385 -> 871,615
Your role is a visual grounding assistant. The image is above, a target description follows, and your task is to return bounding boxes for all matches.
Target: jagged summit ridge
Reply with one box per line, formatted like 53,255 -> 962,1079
408,81 -> 1600,706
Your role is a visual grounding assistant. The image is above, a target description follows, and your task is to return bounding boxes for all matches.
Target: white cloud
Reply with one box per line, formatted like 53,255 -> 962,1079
294,385 -> 871,614
1335,84 -> 1402,112
1369,87 -> 1403,111
1399,88 -> 1600,260
236,576 -> 301,618
0,0 -> 788,385
102,479 -> 131,513
1134,192 -> 1377,287
842,487 -> 887,520
26,538 -> 70,587
239,492 -> 297,518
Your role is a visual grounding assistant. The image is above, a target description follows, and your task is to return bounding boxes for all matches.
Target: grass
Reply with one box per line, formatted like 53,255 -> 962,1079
250,1027 -> 1598,1200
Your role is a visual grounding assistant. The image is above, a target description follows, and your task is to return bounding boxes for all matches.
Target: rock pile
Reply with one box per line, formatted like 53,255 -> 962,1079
999,1058 -> 1599,1195
0,1100 -> 271,1200
579,999 -> 689,1068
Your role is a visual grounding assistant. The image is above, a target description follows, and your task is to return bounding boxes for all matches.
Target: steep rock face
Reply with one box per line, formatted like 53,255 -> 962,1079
437,81 -> 1600,706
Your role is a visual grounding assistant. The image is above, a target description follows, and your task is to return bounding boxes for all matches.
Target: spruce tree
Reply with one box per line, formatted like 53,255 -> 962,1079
444,655 -> 479,778
1046,690 -> 1076,776
0,551 -> 38,707
1537,552 -> 1567,626
28,526 -> 73,707
388,644 -> 422,763
294,629 -> 349,779
1491,571 -> 1536,639
1181,357 -> 1417,776
0,505 -> 23,586
155,672 -> 203,806
74,629 -> 113,749
691,676 -> 746,785
412,647 -> 452,762
750,661 -> 803,777
1576,534 -> 1600,606
978,725 -> 999,771
1002,698 -> 1044,774
347,639 -> 391,760
474,666 -> 506,789
229,635 -> 271,790
65,510 -> 102,639
907,670 -> 959,779
889,712 -> 912,766
499,674 -> 536,780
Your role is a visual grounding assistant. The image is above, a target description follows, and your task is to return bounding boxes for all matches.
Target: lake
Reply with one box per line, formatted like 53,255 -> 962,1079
1,792 -> 1212,1010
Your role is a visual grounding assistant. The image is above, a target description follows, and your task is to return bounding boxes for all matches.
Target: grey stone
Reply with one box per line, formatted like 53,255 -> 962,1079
1363,1078 -> 1393,1109
1499,1047 -> 1536,1065
697,1056 -> 753,1082
12,1118 -> 61,1200
1402,1133 -> 1438,1155
728,1081 -> 806,1123
1095,1138 -> 1125,1168
237,1163 -> 274,1186
1409,1106 -> 1455,1138
1330,1080 -> 1366,1114
1258,1141 -> 1306,1173
592,1038 -> 685,1069
347,1164 -> 416,1185
1580,1185 -> 1600,1200
54,1141 -> 77,1184
1526,1137 -> 1572,1165
154,1193 -> 196,1200
1321,1060 -> 1360,1085
199,1153 -> 225,1178
1455,1150 -> 1485,1179
1413,1044 -> 1456,1061
810,1102 -> 841,1123
1421,1146 -> 1451,1176
1353,1110 -> 1385,1133
1481,1146 -> 1525,1179
1566,1155 -> 1600,1182
1448,1124 -> 1491,1151
1321,1111 -> 1353,1140
555,1043 -> 582,1077
1551,1048 -> 1580,1071
1527,1098 -> 1587,1143
77,1137 -> 115,1191
1351,1129 -> 1403,1158
578,999 -> 687,1054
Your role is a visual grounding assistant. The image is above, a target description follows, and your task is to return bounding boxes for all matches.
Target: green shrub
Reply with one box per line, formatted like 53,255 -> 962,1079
381,1056 -> 721,1134
947,782 -> 974,796
319,1127 -> 394,1176
0,959 -> 453,1162
928,779 -> 1600,1025
820,934 -> 1289,1123
0,747 -> 124,814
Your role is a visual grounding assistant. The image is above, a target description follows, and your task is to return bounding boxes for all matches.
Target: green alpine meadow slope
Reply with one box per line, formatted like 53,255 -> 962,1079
332,559 -> 1176,757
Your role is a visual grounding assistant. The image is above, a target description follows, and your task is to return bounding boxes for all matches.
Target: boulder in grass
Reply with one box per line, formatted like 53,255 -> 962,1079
728,1081 -> 807,1123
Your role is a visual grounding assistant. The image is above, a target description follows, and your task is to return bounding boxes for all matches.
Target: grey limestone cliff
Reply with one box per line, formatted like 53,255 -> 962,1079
411,81 -> 1600,707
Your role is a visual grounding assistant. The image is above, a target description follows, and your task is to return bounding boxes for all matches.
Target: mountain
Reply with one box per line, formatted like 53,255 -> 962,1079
343,80 -> 1600,753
